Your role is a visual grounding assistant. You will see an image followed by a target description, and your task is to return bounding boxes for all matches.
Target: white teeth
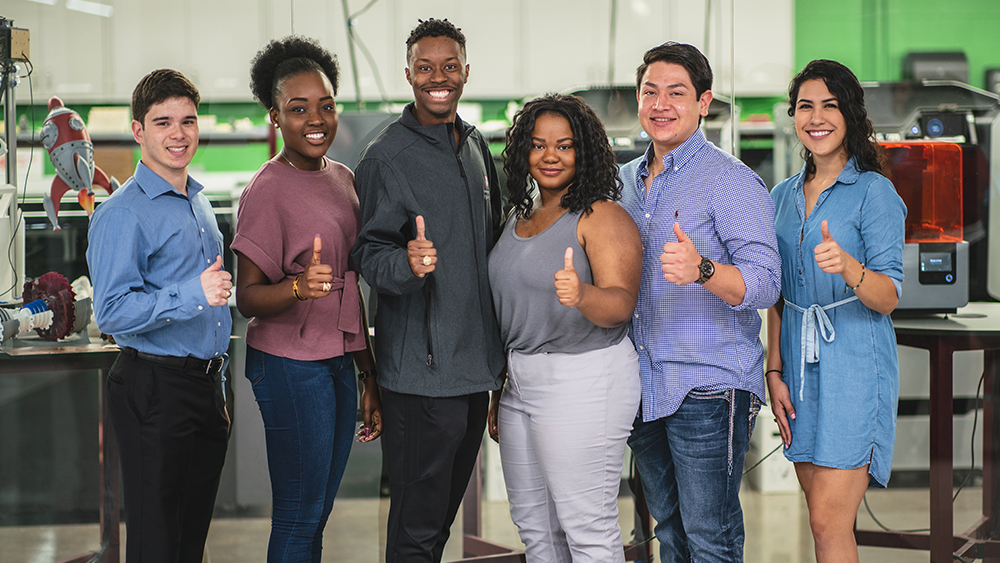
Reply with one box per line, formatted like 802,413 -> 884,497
306,133 -> 324,139
167,147 -> 185,153
809,130 -> 831,138
428,91 -> 449,99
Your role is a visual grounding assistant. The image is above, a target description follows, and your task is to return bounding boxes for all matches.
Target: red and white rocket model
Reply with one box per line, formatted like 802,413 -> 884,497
39,96 -> 119,231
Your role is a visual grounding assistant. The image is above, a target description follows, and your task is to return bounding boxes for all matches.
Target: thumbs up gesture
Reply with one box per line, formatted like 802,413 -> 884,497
814,220 -> 848,274
301,235 -> 334,299
554,247 -> 582,307
200,255 -> 233,307
660,222 -> 702,285
407,215 -> 437,278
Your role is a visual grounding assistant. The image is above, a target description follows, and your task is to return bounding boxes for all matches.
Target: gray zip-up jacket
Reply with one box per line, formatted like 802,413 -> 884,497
351,104 -> 505,397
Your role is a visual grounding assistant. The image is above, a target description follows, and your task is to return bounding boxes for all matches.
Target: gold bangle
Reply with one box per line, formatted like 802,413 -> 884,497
292,276 -> 307,301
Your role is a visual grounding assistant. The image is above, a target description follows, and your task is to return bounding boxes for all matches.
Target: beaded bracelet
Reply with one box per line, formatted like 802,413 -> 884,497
292,276 -> 307,301
849,264 -> 866,291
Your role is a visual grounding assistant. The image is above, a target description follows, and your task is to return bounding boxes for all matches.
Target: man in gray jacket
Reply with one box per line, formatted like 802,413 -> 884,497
351,18 -> 505,563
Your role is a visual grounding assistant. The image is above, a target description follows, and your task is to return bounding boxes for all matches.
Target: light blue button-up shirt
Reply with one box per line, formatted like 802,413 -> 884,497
619,130 -> 781,421
87,161 -> 231,360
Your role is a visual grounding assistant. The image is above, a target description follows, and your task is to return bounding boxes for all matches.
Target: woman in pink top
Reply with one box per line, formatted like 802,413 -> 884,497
231,36 -> 381,563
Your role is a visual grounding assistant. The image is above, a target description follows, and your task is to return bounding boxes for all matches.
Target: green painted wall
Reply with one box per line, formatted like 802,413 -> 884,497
795,0 -> 1000,88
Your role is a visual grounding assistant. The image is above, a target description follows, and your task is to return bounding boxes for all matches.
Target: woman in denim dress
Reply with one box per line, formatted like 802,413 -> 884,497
766,60 -> 906,563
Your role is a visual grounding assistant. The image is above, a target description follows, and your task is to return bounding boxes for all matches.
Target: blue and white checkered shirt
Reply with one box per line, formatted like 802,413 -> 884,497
619,130 -> 781,421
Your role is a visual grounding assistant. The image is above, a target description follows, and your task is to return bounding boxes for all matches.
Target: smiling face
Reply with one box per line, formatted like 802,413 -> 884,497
528,112 -> 577,196
132,96 -> 199,189
405,35 -> 469,126
794,78 -> 848,166
637,61 -> 712,157
270,70 -> 339,170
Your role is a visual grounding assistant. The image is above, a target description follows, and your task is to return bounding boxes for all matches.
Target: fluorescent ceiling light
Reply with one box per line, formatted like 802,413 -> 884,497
66,0 -> 114,17
24,0 -> 58,5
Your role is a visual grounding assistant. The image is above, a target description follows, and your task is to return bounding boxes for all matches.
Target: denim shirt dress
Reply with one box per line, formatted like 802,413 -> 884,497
771,158 -> 906,486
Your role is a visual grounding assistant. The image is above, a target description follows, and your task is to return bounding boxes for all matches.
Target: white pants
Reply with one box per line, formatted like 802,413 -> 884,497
499,338 -> 640,563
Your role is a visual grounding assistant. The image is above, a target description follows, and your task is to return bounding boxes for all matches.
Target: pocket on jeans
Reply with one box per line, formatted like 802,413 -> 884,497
246,350 -> 267,386
748,394 -> 762,442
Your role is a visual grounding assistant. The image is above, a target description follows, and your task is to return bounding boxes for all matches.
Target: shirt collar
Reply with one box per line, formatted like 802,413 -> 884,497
793,155 -> 862,192
639,128 -> 708,177
133,161 -> 204,199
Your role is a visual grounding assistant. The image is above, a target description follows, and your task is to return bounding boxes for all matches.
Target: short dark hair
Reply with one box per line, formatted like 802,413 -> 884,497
131,69 -> 200,127
502,94 -> 622,219
249,35 -> 340,111
635,42 -> 713,99
405,18 -> 466,64
787,59 -> 886,176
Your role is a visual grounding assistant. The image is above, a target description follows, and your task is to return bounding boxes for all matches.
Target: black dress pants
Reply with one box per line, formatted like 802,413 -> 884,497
107,351 -> 229,563
381,389 -> 489,563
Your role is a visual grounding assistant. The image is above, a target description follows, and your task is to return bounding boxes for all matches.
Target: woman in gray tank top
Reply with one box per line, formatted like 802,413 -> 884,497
487,94 -> 642,563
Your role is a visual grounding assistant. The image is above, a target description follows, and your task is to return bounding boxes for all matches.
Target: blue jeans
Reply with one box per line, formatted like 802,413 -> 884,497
245,346 -> 357,563
627,389 -> 759,563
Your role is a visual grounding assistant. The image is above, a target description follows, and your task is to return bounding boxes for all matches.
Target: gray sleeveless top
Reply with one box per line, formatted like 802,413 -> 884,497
488,209 -> 628,354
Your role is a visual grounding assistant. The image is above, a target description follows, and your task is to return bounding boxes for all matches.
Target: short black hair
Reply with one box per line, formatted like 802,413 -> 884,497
405,18 -> 466,64
635,42 -> 713,99
131,69 -> 200,127
249,35 -> 340,111
788,59 -> 886,176
502,94 -> 622,219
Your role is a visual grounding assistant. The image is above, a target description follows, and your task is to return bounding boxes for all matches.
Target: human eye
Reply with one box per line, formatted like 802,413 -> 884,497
558,143 -> 573,151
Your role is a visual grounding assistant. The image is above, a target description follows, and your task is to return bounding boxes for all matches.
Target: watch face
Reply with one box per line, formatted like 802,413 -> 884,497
697,257 -> 714,284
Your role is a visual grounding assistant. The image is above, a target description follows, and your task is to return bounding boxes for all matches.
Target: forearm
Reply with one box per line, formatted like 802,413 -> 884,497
575,284 -> 638,328
702,262 -> 747,307
841,258 -> 899,315
95,276 -> 206,335
766,302 -> 783,372
235,278 -> 300,318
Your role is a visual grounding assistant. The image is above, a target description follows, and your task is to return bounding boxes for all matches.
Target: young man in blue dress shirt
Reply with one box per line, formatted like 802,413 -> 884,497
619,42 -> 782,562
87,69 -> 233,563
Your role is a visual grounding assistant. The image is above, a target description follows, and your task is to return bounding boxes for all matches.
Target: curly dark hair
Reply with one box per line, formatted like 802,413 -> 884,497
502,94 -> 622,219
249,36 -> 340,111
405,18 -> 466,64
787,59 -> 886,176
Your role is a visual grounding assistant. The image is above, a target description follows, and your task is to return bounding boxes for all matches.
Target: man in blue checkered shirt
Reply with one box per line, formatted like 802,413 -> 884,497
619,42 -> 781,563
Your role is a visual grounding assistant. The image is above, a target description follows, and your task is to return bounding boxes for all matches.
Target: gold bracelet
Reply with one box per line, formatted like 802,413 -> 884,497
292,276 -> 307,301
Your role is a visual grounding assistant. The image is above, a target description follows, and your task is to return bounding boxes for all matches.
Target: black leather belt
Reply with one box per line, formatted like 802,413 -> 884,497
121,347 -> 224,375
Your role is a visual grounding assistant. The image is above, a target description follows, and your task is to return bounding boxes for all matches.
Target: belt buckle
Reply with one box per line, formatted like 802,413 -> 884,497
206,356 -> 223,375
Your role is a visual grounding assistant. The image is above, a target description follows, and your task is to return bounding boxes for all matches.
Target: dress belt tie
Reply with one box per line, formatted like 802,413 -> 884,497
316,270 -> 363,335
783,295 -> 858,401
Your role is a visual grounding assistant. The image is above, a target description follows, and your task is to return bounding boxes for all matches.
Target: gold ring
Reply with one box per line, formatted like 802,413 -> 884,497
322,282 -> 332,292
422,256 -> 432,266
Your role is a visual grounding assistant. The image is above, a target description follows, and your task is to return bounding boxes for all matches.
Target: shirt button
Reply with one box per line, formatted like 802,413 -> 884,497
201,228 -> 205,233
639,345 -> 645,350
634,313 -> 639,318
645,213 -> 650,219
166,318 -> 171,322
673,166 -> 678,171
207,259 -> 211,264
198,305 -> 204,310
218,322 -> 221,327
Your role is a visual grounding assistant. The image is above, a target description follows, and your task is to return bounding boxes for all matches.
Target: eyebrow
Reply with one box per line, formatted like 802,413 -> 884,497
531,136 -> 574,143
798,97 -> 838,104
286,95 -> 335,104
151,115 -> 197,123
415,57 -> 459,64
643,81 -> 688,90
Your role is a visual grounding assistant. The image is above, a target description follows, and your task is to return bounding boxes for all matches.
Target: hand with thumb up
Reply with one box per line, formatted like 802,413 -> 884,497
554,247 -> 582,307
813,220 -> 849,275
407,215 -> 437,278
200,255 -> 233,307
660,222 -> 702,285
300,235 -> 334,299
